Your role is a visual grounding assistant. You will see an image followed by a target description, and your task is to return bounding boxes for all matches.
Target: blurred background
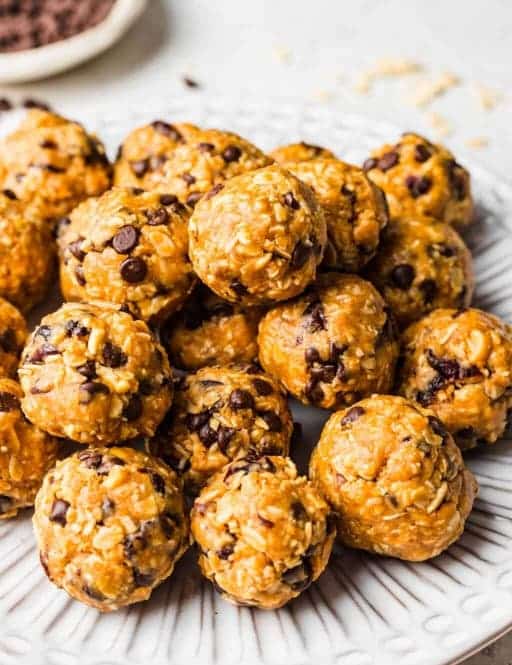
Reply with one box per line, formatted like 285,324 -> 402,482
0,2 -> 511,663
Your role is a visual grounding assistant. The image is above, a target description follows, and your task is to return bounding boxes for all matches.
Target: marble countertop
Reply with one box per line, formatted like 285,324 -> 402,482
1,1 -> 511,662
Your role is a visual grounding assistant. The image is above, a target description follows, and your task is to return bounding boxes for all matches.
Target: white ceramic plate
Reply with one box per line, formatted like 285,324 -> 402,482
1,99 -> 512,665
0,0 -> 147,83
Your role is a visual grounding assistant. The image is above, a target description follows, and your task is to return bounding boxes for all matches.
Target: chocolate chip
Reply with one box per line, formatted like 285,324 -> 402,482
414,144 -> 432,162
102,342 -> 127,368
305,347 -> 321,366
123,394 -> 143,421
217,544 -> 234,559
304,301 -> 327,332
151,121 -> 183,142
28,343 -> 59,363
112,225 -> 139,254
291,501 -> 308,522
75,265 -> 86,285
283,191 -> 300,209
186,411 -> 211,432
341,406 -> 365,425
145,206 -> 169,226
150,472 -> 165,494
448,161 -> 467,200
149,155 -> 167,171
131,159 -> 150,177
377,151 -> 399,171
419,278 -> 437,304
120,257 -> 147,283
75,360 -> 96,381
50,499 -> 70,526
182,172 -> 196,185
97,455 -> 126,475
198,142 -> 215,153
217,426 -> 236,453
78,381 -> 109,404
35,325 -> 52,340
2,188 -> 16,200
133,569 -> 155,588
220,145 -> 242,163
310,364 -> 337,383
282,559 -> 312,591
259,410 -> 282,432
252,379 -> 273,396
159,194 -> 178,206
230,279 -> 247,297
205,183 -> 224,200
0,391 -> 19,412
290,241 -> 312,269
390,263 -> 415,289
0,327 -> 18,353
305,378 -> 324,404
428,415 -> 448,439
186,191 -> 202,207
78,450 -> 103,469
363,157 -> 377,172
405,175 -> 432,197
68,239 -> 85,261
198,423 -> 218,447
229,389 -> 255,410
65,320 -> 89,337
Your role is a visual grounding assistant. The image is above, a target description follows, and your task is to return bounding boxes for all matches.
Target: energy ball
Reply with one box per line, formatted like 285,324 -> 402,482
258,273 -> 399,409
191,455 -> 335,609
189,165 -> 326,305
0,109 -> 111,225
364,216 -> 474,328
18,302 -> 173,444
148,364 -> 293,495
287,159 -> 389,272
309,395 -> 477,561
58,187 -> 195,323
153,127 -> 273,208
162,284 -> 262,370
0,192 -> 56,312
397,308 -> 512,449
0,378 -> 58,518
0,297 -> 28,378
113,120 -> 200,190
363,132 -> 473,228
269,141 -> 336,165
34,446 -> 189,612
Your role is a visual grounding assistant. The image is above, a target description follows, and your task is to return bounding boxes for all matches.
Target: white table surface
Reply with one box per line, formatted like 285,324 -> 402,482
1,1 -> 511,663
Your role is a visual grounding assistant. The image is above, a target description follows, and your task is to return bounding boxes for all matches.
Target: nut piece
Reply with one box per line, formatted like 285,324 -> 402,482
191,455 -> 335,609
33,447 -> 189,612
0,378 -> 57,518
19,302 -> 173,444
397,307 -> 512,449
148,364 -> 292,495
0,109 -> 111,226
310,395 -> 477,561
163,284 -> 263,370
58,187 -> 195,323
0,297 -> 27,378
363,132 -> 473,228
0,192 -> 56,312
364,215 -> 474,327
189,165 -> 326,305
113,120 -> 199,190
287,159 -> 389,272
258,273 -> 399,409
269,141 -> 336,165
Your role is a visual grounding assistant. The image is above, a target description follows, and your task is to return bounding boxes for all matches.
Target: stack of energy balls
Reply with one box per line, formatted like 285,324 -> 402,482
0,107 -> 503,614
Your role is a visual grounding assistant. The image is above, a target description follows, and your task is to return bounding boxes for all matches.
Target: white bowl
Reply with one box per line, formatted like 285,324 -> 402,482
0,0 -> 148,83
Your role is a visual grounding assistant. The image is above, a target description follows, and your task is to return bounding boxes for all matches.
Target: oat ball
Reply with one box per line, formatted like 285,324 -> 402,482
163,284 -> 262,370
287,159 -> 389,272
310,395 -> 477,561
0,378 -> 58,518
191,455 -> 335,609
269,142 -> 336,165
258,273 -> 399,410
153,127 -> 273,207
0,109 -> 111,226
19,302 -> 172,444
397,308 -> 512,449
189,165 -> 326,305
58,187 -> 195,323
0,297 -> 27,378
363,133 -> 473,228
33,446 -> 189,611
148,364 -> 293,495
113,120 -> 199,190
364,216 -> 474,328
0,191 -> 56,312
